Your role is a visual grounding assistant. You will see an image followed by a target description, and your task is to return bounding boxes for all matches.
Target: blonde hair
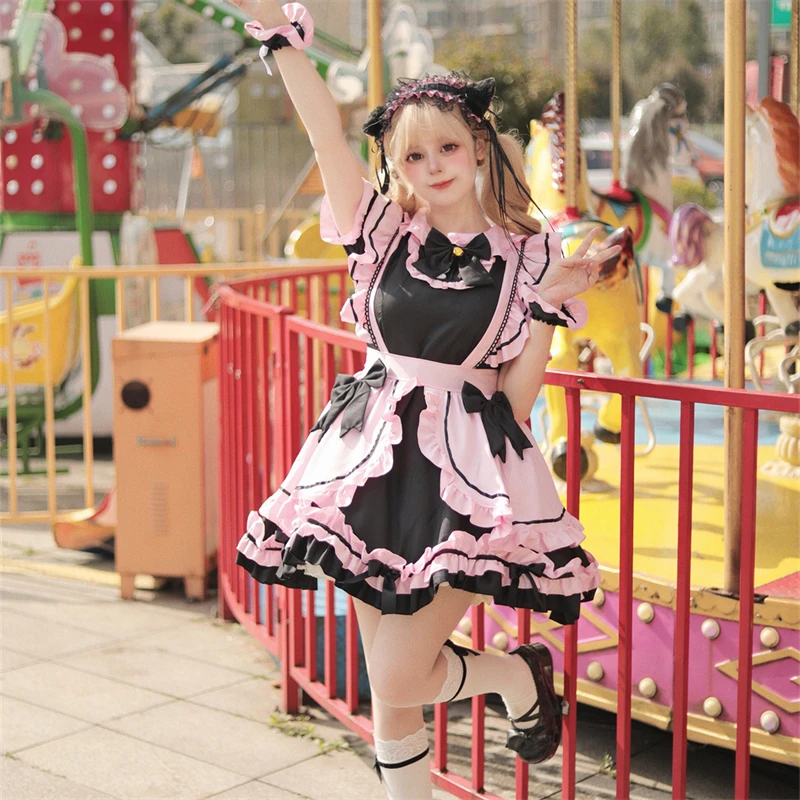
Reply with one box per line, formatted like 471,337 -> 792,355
382,101 -> 541,235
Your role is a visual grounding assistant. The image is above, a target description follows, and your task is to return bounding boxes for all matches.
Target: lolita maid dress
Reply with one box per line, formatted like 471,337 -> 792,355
236,179 -> 600,623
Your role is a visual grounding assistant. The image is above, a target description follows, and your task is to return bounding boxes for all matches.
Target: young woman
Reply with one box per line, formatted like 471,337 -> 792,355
232,3 -> 617,797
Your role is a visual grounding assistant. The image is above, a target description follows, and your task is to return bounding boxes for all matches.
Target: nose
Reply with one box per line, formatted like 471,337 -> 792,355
427,153 -> 442,174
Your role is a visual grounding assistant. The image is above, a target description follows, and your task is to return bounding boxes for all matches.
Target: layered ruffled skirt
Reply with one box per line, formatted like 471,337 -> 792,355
236,351 -> 599,623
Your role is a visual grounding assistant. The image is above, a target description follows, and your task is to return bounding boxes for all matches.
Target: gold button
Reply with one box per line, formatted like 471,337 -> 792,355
452,246 -> 464,256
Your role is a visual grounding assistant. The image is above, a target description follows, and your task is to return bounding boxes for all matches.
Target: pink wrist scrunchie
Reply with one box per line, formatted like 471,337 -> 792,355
244,2 -> 314,75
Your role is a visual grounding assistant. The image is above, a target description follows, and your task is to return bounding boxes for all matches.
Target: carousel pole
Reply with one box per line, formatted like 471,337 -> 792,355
723,1 -> 747,593
791,0 -> 799,114
564,0 -> 579,220
367,0 -> 384,174
610,0 -> 622,192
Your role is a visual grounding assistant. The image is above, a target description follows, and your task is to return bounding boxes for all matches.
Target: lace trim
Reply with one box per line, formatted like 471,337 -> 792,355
374,728 -> 430,765
432,644 -> 464,704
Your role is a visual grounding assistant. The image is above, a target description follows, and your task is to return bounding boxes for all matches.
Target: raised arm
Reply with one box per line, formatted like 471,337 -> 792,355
232,1 -> 365,235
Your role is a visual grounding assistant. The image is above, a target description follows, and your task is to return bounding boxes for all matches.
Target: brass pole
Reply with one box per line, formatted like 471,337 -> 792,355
565,0 -> 579,216
611,0 -> 622,188
367,0 -> 384,174
792,0 -> 799,113
723,0 -> 747,593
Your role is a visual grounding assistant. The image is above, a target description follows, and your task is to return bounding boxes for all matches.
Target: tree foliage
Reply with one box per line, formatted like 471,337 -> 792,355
139,3 -> 203,64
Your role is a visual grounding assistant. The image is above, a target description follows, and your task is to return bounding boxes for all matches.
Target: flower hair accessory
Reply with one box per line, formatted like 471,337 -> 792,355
245,2 -> 314,75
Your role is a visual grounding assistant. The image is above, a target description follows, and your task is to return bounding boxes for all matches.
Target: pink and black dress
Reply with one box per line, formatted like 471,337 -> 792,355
236,180 -> 600,623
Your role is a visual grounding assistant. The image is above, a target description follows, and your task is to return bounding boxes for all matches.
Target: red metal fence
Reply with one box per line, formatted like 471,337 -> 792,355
217,267 -> 799,800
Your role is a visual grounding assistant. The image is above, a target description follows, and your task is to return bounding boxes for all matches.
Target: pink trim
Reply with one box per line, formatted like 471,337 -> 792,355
244,2 -> 314,50
367,350 -> 498,396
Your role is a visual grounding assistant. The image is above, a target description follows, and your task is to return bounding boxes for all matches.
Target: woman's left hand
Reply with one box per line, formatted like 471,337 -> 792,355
537,226 -> 622,307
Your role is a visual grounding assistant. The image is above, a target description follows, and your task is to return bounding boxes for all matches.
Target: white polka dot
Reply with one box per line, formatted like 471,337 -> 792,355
28,78 -> 38,90
31,180 -> 44,195
100,28 -> 114,41
222,16 -> 235,28
100,1 -> 114,15
31,154 -> 43,169
31,130 -> 43,143
70,78 -> 82,92
6,180 -> 19,195
71,105 -> 83,117
102,104 -> 116,119
103,54 -> 115,64
102,78 -> 116,93
5,155 -> 18,169
103,180 -> 117,194
102,154 -> 117,169
68,1 -> 81,13
69,27 -> 82,40
5,129 -> 17,144
202,5 -> 214,16
103,131 -> 116,143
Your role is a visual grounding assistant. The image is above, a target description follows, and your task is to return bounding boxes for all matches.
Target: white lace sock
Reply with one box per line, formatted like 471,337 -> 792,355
432,641 -> 539,729
374,727 -> 432,800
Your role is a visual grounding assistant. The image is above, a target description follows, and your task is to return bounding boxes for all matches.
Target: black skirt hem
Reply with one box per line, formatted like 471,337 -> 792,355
236,538 -> 595,625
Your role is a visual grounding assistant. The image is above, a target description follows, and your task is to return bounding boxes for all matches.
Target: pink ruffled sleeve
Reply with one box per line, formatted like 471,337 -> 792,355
482,231 -> 588,367
320,179 -> 405,336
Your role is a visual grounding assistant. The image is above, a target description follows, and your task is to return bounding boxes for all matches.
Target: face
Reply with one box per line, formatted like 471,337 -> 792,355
388,107 -> 487,211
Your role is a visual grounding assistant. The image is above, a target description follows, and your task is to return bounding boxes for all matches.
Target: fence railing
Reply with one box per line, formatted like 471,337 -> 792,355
216,270 -> 800,800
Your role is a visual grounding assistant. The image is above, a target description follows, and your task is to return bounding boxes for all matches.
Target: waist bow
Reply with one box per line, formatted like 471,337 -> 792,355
462,382 -> 533,462
311,360 -> 387,438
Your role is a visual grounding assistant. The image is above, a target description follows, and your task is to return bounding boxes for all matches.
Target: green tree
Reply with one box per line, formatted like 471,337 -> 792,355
675,0 -> 714,66
139,3 -> 203,64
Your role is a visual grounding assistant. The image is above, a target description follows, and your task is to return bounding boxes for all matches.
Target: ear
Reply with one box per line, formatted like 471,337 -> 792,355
475,136 -> 488,164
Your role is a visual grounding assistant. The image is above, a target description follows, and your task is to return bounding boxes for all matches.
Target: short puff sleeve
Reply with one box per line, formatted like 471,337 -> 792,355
481,231 -> 588,367
319,179 -> 404,337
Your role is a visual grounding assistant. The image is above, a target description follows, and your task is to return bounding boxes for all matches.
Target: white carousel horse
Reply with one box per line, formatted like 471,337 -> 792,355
670,97 -> 800,336
589,83 -> 692,305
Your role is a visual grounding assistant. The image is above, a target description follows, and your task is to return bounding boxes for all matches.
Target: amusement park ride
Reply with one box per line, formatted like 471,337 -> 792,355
1,0 -> 799,777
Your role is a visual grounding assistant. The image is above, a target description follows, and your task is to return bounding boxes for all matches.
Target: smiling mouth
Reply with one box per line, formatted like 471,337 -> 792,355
430,179 -> 454,190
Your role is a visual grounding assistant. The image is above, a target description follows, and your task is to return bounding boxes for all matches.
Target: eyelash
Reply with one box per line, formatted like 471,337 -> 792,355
405,142 -> 459,162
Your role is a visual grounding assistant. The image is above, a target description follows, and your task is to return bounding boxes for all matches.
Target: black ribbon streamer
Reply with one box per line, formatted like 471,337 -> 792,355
367,561 -> 402,613
413,228 -> 494,287
311,360 -> 387,438
461,382 -> 533,463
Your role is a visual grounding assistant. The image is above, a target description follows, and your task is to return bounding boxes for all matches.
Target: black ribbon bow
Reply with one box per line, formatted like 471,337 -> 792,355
311,360 -> 387,438
461,382 -> 533,463
413,228 -> 494,287
367,562 -> 402,613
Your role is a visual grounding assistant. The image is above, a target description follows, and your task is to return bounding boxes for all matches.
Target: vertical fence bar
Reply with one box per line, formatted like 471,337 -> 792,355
150,275 -> 160,321
116,276 -> 126,332
303,333 -> 315,436
233,307 -> 245,609
5,277 -> 18,517
325,581 -> 338,699
515,608 -> 531,799
471,603 -> 486,793
42,280 -> 57,515
687,319 -> 696,380
80,277 -> 94,508
735,408 -> 759,800
665,316 -> 673,378
218,302 -> 234,622
305,589 -> 317,681
244,311 -> 257,615
562,386 -> 582,800
616,394 -> 636,799
346,596 -> 359,713
672,401 -> 695,799
185,276 -> 195,322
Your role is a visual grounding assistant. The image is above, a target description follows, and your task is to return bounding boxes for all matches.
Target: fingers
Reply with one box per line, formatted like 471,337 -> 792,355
574,225 -> 604,258
592,244 -> 623,264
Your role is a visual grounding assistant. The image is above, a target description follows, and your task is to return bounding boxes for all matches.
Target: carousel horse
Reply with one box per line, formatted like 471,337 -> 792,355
670,97 -> 800,336
589,83 -> 691,307
527,93 -> 643,479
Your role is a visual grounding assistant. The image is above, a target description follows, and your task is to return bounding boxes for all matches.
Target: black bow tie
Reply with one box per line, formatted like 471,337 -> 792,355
413,228 -> 494,287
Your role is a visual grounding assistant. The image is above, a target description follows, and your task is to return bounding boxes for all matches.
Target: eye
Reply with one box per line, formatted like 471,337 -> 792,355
406,151 -> 423,162
442,142 -> 459,153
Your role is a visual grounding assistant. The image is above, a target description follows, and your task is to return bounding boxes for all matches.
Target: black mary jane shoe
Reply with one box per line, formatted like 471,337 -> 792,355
505,643 -> 562,764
